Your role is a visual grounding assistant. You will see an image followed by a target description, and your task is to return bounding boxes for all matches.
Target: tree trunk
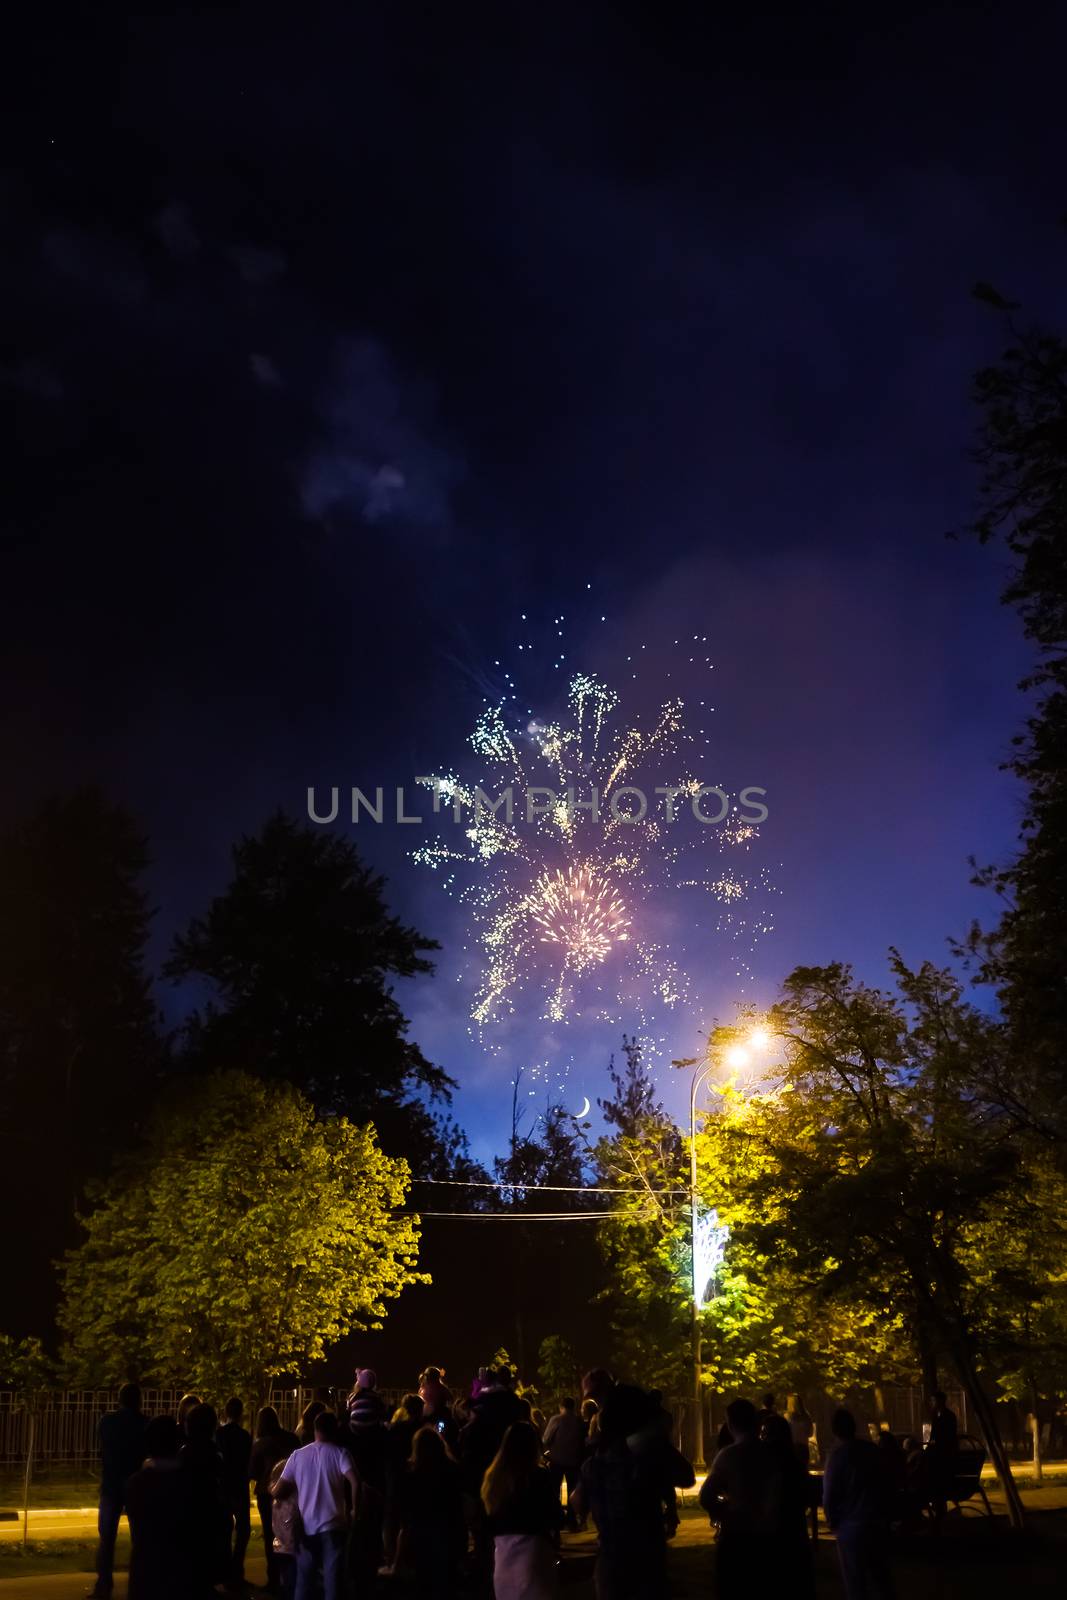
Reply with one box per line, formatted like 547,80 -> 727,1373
916,1327 -> 938,1400
1029,1381 -> 1042,1484
952,1345 -> 1025,1530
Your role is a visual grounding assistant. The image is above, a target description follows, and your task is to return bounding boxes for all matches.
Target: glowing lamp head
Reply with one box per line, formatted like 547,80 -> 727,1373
748,1026 -> 771,1051
724,1043 -> 750,1070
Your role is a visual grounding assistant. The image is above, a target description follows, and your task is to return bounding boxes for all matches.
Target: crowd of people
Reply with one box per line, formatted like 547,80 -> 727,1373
87,1371 -> 961,1599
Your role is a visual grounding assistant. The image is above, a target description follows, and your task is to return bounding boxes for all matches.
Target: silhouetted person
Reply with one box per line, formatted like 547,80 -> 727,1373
89,1381 -> 147,1598
787,1397 -> 815,1467
180,1402 -> 230,1596
471,1366 -> 490,1401
348,1367 -> 388,1428
926,1390 -> 959,1522
216,1396 -> 252,1586
177,1393 -> 201,1435
543,1398 -> 584,1527
580,1367 -> 614,1447
901,1434 -> 928,1524
297,1399 -> 326,1446
755,1392 -> 778,1431
482,1420 -> 564,1598
125,1416 -> 192,1600
580,1384 -> 694,1600
345,1382 -> 389,1589
250,1405 -> 299,1592
700,1398 -> 773,1599
384,1394 -> 425,1563
277,1410 -> 358,1600
822,1408 -> 895,1600
391,1424 -> 467,1598
419,1365 -> 454,1419
876,1429 -> 907,1521
270,1459 -> 300,1598
762,1414 -> 815,1599
461,1368 -> 526,1576
461,1367 -> 525,1492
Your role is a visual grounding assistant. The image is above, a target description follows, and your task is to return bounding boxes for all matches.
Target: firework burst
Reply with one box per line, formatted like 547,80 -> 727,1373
531,863 -> 630,972
412,613 -> 778,1056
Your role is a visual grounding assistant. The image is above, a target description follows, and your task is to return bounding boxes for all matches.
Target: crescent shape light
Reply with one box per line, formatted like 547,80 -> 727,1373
576,1096 -> 591,1118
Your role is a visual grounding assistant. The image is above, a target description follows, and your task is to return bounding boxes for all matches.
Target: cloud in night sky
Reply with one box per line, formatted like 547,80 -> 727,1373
249,351 -> 282,386
300,337 -> 463,528
153,201 -> 202,260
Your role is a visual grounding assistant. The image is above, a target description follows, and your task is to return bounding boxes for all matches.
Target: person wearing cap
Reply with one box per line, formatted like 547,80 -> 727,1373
348,1369 -> 388,1428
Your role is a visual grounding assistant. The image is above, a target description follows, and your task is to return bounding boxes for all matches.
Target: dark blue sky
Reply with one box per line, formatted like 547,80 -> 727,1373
6,2 -> 1063,1159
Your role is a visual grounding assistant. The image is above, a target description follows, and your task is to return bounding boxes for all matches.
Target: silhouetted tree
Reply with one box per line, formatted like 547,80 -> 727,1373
0,790 -> 159,1331
962,286 -> 1067,1136
166,813 -> 455,1163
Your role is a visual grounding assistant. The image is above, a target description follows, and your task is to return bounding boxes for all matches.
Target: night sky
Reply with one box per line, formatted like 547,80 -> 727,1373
7,4 -> 1065,1161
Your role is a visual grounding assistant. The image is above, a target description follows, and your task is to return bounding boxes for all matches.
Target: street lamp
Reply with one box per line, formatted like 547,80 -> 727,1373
687,1057 -> 715,1471
681,1021 -> 773,1469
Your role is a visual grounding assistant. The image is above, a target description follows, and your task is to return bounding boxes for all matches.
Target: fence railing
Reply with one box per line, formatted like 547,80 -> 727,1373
1,1381 -> 972,1474
0,1387 -> 407,1474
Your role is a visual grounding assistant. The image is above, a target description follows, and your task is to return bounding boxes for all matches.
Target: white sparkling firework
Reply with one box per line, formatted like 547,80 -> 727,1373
413,614 -> 778,1055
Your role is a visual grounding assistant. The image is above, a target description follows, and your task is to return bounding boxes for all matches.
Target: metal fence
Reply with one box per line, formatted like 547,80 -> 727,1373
0,1387 -> 407,1474
1,1381 -> 972,1474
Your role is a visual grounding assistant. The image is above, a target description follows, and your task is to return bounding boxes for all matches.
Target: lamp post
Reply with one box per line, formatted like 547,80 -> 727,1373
688,1057 -> 715,1471
684,1026 -> 768,1470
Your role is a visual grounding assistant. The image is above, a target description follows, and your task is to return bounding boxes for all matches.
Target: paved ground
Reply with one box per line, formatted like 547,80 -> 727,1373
1,1475 -> 1065,1597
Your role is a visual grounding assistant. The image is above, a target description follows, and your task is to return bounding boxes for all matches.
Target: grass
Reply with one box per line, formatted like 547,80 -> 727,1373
0,1533 -> 129,1579
0,1471 -> 100,1511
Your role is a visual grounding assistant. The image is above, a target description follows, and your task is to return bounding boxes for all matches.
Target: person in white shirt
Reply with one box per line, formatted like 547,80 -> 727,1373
277,1412 -> 358,1600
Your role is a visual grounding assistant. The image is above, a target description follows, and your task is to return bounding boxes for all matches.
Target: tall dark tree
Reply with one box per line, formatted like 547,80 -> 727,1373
0,789 -> 159,1332
166,813 -> 455,1163
963,287 -> 1067,1133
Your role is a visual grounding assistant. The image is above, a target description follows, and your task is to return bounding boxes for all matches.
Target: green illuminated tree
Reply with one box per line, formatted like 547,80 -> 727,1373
537,1335 -> 581,1408
712,956 -> 1027,1527
593,1039 -> 689,1391
57,1071 -> 424,1399
694,1088 -> 913,1398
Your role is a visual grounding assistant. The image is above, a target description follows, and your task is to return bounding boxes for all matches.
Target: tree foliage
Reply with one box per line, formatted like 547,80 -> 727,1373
0,1335 -> 54,1400
711,958 -> 1029,1525
594,1039 -> 690,1391
962,296 -> 1067,1131
166,813 -> 456,1167
695,1083 -> 912,1398
57,1071 -> 424,1398
537,1334 -> 581,1407
0,789 -> 160,1332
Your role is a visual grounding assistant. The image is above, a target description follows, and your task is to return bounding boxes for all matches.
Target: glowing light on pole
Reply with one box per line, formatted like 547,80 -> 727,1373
692,1206 -> 730,1307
